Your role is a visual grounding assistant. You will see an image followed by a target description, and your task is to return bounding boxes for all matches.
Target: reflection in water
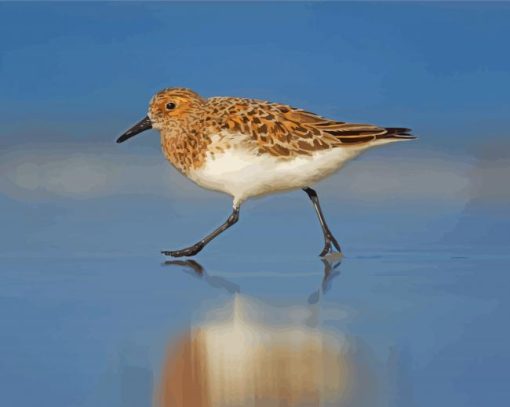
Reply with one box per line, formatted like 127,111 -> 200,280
158,256 -> 378,407
307,256 -> 342,305
157,296 -> 355,407
164,259 -> 241,294
156,257 -> 375,407
164,253 -> 342,300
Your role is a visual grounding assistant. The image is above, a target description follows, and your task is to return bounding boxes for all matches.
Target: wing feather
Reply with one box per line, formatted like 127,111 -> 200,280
208,97 -> 413,158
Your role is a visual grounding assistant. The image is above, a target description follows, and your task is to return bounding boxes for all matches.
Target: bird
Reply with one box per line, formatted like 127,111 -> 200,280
116,87 -> 415,258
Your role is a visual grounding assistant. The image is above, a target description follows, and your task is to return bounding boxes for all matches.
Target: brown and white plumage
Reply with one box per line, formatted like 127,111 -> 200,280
209,96 -> 413,157
117,87 -> 415,257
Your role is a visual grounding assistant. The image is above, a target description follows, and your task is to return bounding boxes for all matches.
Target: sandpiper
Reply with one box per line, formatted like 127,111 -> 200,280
117,88 -> 415,257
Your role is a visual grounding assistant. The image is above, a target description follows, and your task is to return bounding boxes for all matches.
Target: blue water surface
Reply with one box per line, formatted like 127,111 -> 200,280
1,249 -> 508,406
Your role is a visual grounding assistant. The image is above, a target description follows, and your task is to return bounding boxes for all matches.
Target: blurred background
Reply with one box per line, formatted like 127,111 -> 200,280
1,2 -> 509,407
1,2 -> 509,256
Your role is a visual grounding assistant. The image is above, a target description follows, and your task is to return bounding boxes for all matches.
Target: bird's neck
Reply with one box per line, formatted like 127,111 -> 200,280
160,120 -> 210,174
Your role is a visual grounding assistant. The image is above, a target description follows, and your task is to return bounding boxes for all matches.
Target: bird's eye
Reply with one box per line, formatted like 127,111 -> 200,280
166,102 -> 176,110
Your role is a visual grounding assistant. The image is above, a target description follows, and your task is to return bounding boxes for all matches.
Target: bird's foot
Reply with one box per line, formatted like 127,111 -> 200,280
319,235 -> 342,258
162,242 -> 204,258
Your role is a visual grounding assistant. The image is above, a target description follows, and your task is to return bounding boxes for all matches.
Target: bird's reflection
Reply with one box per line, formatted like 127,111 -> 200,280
154,255 -> 380,407
156,295 -> 360,407
164,259 -> 241,294
308,254 -> 342,304
164,253 -> 342,302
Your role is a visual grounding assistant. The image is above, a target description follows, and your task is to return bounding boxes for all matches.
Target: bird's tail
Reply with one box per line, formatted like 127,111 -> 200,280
378,127 -> 416,140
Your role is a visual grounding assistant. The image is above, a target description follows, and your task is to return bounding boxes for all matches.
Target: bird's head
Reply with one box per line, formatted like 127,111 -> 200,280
116,87 -> 205,143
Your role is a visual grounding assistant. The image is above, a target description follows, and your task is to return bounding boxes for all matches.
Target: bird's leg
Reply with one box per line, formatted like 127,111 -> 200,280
303,187 -> 342,257
162,206 -> 240,257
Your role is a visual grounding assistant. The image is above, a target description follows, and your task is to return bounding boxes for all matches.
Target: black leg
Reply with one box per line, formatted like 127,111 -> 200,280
303,187 -> 342,257
162,207 -> 240,257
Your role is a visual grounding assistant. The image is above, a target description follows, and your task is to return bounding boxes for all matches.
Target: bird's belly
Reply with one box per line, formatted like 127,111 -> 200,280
188,147 -> 361,204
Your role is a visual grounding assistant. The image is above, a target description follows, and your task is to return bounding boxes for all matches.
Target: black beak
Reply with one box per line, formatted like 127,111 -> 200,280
116,116 -> 152,143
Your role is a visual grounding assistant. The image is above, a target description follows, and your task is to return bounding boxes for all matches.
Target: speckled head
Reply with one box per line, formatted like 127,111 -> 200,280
116,87 -> 205,143
149,88 -> 205,130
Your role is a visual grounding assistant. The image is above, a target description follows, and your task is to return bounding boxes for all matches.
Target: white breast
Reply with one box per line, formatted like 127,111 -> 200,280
188,144 -> 368,205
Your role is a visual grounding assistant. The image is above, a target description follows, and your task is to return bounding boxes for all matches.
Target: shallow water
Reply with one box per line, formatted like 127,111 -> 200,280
1,250 -> 509,406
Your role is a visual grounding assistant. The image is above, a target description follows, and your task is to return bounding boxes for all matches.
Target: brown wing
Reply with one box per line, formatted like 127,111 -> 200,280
210,97 -> 414,158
